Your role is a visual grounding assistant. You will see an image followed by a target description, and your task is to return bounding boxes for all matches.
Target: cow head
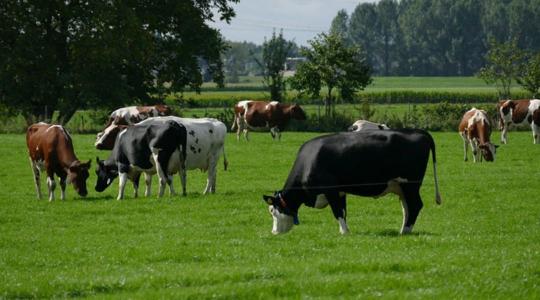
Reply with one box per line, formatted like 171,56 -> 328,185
290,104 -> 307,121
67,160 -> 91,197
95,157 -> 118,192
95,124 -> 128,150
155,104 -> 171,116
479,142 -> 499,162
262,192 -> 299,235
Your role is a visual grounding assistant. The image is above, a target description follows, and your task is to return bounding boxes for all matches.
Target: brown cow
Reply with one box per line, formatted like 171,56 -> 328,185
96,104 -> 172,149
27,123 -> 91,200
497,99 -> 540,144
459,108 -> 498,162
231,100 -> 306,141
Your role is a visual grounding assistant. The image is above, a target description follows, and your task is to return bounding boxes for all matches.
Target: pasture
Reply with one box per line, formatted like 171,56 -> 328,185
0,131 -> 539,298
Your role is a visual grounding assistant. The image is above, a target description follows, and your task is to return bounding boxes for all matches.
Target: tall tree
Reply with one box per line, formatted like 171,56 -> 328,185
375,0 -> 399,75
348,3 -> 378,72
477,39 -> 526,99
329,9 -> 350,44
290,33 -> 372,117
0,0 -> 237,125
254,30 -> 292,102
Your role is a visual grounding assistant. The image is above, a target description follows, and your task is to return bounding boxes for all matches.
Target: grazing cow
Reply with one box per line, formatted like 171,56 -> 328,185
95,104 -> 171,148
94,117 -> 228,194
348,120 -> 389,131
459,108 -> 498,162
231,100 -> 306,141
26,123 -> 91,201
263,129 -> 441,235
497,99 -> 540,144
95,120 -> 187,200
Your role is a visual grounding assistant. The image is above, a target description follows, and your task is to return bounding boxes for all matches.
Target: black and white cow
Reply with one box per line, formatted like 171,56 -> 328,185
348,120 -> 389,131
95,120 -> 187,200
263,129 -> 442,235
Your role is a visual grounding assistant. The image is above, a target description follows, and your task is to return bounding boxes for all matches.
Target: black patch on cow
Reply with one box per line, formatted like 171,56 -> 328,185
198,148 -> 201,153
190,145 -> 197,153
189,130 -> 195,136
209,129 -> 213,134
195,138 -> 199,144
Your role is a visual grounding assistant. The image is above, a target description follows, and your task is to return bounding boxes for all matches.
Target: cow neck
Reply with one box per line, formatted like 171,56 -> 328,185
56,137 -> 79,170
279,188 -> 303,214
475,121 -> 491,146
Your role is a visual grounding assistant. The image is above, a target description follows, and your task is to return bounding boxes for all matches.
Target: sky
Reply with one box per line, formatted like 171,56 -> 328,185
210,0 -> 376,46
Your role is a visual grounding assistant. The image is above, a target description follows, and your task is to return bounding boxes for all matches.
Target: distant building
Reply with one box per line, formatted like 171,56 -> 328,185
283,57 -> 307,77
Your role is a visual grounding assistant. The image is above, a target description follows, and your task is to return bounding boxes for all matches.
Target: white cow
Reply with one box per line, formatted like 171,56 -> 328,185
348,120 -> 389,132
97,117 -> 228,194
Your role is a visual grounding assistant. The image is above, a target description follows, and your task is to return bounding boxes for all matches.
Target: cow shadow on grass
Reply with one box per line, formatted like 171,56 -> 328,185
355,229 -> 439,237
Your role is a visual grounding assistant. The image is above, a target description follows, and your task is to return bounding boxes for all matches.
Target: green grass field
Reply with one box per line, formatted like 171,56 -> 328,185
1,131 -> 539,298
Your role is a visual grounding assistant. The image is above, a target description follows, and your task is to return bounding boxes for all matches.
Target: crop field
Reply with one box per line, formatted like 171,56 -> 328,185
1,131 -> 539,298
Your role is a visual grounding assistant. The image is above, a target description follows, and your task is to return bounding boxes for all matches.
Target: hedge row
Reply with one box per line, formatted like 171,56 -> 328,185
174,90 -> 532,108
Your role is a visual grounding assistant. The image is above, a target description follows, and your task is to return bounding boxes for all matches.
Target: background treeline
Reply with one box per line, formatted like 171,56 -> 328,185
328,0 -> 540,76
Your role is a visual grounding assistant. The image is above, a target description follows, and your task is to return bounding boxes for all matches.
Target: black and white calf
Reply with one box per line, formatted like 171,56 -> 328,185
263,129 -> 442,235
95,120 -> 187,200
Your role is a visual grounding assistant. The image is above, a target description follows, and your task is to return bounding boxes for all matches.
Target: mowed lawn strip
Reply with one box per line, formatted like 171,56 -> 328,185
0,132 -> 539,298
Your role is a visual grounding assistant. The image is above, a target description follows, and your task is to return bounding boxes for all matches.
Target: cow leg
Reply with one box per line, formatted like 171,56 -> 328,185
270,127 -> 276,140
29,159 -> 42,200
470,139 -> 479,163
244,128 -> 250,141
531,123 -> 540,144
179,166 -> 187,196
46,174 -> 56,201
167,175 -> 176,196
236,118 -> 242,141
400,185 -> 423,234
132,172 -> 141,198
144,173 -> 152,197
328,192 -> 349,234
59,176 -> 67,201
501,124 -> 508,144
460,133 -> 468,161
117,172 -> 128,200
151,150 -> 168,197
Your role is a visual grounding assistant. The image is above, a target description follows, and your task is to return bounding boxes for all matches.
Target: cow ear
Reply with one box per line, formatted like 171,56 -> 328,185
262,195 -> 275,205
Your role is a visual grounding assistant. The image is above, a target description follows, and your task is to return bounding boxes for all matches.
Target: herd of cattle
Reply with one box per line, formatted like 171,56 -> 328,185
25,98 -> 540,234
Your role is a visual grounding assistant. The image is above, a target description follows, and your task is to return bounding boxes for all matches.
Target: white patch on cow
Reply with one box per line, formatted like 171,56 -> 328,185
46,125 -> 70,140
350,120 -> 389,131
238,100 -> 252,113
338,217 -> 349,234
374,177 -> 407,199
117,172 -> 128,200
265,101 -> 279,110
314,194 -> 329,209
47,176 -> 55,201
399,197 -> 410,234
269,206 -> 294,235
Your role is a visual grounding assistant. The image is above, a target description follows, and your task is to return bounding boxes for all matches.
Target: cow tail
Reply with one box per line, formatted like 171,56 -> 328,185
222,145 -> 228,171
429,135 -> 442,205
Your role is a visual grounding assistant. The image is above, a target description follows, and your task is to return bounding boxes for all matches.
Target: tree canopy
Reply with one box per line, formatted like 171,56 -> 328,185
0,0 -> 238,124
290,33 -> 372,117
331,0 -> 540,76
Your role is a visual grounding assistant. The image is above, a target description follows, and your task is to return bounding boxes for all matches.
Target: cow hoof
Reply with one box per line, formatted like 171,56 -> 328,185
400,226 -> 413,234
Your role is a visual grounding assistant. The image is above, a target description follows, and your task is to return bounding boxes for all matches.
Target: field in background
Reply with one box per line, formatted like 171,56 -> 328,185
1,132 -> 539,298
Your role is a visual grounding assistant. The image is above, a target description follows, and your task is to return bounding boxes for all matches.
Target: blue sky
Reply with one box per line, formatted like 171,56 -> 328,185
210,0 -> 376,46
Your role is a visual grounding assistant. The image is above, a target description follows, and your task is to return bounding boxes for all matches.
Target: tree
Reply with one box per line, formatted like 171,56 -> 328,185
375,0 -> 399,75
348,3 -> 378,72
0,1 -> 238,125
254,30 -> 292,102
290,33 -> 372,117
329,9 -> 350,44
477,39 -> 526,99
517,52 -> 540,97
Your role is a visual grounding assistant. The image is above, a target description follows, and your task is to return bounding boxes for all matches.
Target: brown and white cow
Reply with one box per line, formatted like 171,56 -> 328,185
459,108 -> 498,162
96,104 -> 171,148
26,123 -> 91,201
497,99 -> 540,144
231,100 -> 306,141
